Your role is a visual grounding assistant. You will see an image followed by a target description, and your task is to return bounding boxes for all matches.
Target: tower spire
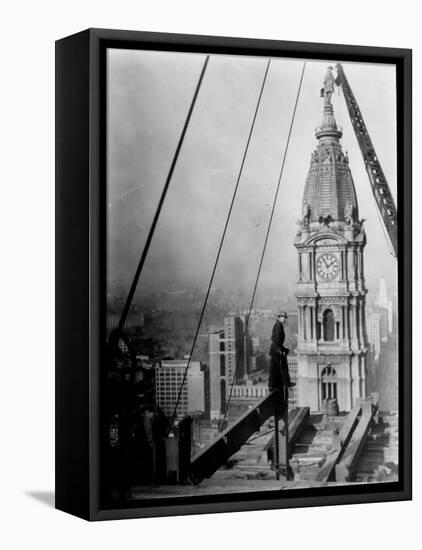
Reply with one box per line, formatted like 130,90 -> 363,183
316,66 -> 342,140
299,66 -> 358,227
294,65 -> 369,413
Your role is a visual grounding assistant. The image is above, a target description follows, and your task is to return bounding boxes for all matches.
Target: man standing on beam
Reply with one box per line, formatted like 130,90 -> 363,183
268,311 -> 295,393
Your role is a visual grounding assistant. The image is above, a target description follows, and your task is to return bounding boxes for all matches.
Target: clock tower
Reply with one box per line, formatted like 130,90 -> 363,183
294,67 -> 368,412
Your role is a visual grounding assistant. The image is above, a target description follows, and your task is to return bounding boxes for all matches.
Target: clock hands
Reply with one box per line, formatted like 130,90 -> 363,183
318,255 -> 338,278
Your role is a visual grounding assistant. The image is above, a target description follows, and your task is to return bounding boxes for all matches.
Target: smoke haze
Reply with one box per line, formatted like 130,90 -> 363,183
107,50 -> 397,307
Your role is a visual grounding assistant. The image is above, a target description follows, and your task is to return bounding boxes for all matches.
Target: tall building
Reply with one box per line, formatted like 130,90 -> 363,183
294,71 -> 368,412
209,316 -> 250,421
155,359 -> 204,418
375,277 -> 393,335
378,307 -> 389,342
367,312 -> 381,356
377,277 -> 388,309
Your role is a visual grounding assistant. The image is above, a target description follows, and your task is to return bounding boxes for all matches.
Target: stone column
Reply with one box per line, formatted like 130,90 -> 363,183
305,305 -> 312,341
360,250 -> 364,279
345,304 -> 350,341
359,299 -> 367,347
361,299 -> 367,346
356,298 -> 361,346
355,299 -> 360,346
356,249 -> 361,280
360,356 -> 367,398
357,299 -> 363,347
347,248 -> 355,288
350,299 -> 358,348
303,253 -> 310,281
298,305 -> 304,342
310,304 -> 315,341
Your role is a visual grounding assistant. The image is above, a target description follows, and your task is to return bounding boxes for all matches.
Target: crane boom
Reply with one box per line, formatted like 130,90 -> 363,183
335,63 -> 398,257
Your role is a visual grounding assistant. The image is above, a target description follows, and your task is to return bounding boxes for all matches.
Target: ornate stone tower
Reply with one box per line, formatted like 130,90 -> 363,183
294,67 -> 368,412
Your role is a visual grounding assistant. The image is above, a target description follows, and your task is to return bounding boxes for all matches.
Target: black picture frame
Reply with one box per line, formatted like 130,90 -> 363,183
55,28 -> 412,521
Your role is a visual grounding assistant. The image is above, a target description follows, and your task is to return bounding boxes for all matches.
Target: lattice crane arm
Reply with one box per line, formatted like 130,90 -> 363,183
335,63 -> 398,258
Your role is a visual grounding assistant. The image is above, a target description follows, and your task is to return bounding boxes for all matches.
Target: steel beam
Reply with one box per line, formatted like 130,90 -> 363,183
190,391 -> 283,484
336,63 -> 398,257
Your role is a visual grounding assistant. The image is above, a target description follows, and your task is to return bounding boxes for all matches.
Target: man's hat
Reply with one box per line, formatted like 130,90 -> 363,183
277,311 -> 288,318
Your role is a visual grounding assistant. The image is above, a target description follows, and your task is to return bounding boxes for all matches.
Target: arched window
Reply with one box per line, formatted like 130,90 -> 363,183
321,365 -> 337,400
220,379 -> 226,413
321,365 -> 336,377
220,354 -> 225,376
323,309 -> 335,341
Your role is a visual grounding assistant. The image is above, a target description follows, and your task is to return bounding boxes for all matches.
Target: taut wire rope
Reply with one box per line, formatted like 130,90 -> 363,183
219,61 -> 306,432
116,55 -> 210,335
168,59 -> 272,428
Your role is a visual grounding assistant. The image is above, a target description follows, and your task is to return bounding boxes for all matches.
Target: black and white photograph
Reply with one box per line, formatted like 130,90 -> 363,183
52,21 -> 411,526
103,48 -> 401,504
2,0 -> 420,543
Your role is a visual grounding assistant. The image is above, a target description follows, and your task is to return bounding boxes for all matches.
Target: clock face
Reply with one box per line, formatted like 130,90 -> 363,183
317,253 -> 339,280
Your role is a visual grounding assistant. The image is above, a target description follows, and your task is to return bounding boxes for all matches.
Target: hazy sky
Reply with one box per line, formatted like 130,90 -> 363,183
107,49 -> 397,306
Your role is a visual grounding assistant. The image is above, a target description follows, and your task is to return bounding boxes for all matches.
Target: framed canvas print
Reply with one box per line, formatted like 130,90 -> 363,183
55,28 -> 412,521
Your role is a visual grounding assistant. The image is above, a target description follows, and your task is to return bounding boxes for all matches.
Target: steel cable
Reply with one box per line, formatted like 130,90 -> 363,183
116,55 -> 210,334
219,61 -> 306,432
168,59 -> 272,428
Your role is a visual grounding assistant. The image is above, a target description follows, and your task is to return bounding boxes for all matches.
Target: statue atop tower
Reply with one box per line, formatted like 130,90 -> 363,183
321,65 -> 336,106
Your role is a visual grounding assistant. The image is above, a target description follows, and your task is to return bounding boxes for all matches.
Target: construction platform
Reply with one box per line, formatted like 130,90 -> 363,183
125,399 -> 398,501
